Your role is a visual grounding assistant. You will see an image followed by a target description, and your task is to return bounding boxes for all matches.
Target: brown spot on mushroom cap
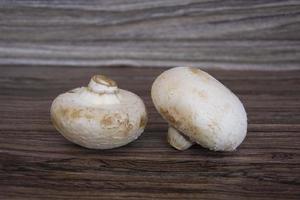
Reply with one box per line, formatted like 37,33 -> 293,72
159,106 -> 204,142
61,108 -> 70,116
101,115 -> 113,126
100,113 -> 134,137
159,108 -> 178,125
70,109 -> 82,119
84,114 -> 94,119
189,67 -> 200,74
189,67 -> 210,82
92,75 -> 117,87
100,113 -> 121,128
139,114 -> 148,129
159,107 -> 186,130
54,107 -> 96,122
52,107 -> 71,122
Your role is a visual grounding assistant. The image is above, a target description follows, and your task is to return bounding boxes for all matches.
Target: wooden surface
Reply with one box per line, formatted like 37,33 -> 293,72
0,66 -> 299,199
0,0 -> 300,69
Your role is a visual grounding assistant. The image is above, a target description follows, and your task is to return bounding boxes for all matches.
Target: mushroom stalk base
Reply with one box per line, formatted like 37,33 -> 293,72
167,126 -> 194,150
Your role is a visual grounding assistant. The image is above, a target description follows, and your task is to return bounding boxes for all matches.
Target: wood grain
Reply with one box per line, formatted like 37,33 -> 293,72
0,0 -> 300,69
0,66 -> 299,199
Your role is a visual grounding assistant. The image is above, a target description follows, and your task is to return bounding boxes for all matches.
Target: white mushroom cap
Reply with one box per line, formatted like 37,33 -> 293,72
151,67 -> 247,151
51,75 -> 147,149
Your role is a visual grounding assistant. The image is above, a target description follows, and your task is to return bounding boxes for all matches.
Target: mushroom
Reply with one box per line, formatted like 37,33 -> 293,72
50,75 -> 147,149
151,67 -> 247,151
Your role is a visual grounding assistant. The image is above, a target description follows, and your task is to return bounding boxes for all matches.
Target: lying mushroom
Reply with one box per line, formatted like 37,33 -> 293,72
151,67 -> 247,151
51,75 -> 147,149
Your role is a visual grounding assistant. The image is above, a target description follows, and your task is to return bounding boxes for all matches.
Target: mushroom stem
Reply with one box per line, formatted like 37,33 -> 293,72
167,126 -> 194,150
88,75 -> 118,94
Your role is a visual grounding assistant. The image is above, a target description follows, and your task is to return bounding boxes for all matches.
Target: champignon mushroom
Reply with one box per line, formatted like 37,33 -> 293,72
151,67 -> 247,151
51,75 -> 147,149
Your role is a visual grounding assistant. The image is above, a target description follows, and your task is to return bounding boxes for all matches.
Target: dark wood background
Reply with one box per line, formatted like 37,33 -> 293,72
0,66 -> 300,199
1,0 -> 300,199
0,0 -> 300,69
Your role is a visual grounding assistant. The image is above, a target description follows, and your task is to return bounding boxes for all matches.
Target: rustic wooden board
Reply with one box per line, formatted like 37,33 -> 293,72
0,0 -> 300,69
0,66 -> 299,199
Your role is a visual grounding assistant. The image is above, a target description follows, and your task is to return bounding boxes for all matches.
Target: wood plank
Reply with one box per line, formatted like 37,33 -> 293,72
0,0 -> 300,69
0,66 -> 299,199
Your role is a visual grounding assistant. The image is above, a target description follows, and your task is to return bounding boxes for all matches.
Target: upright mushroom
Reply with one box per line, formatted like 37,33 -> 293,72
151,67 -> 247,151
51,75 -> 147,149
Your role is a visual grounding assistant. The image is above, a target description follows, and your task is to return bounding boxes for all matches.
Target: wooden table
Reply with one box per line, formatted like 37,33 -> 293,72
0,66 -> 299,199
1,0 -> 300,70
